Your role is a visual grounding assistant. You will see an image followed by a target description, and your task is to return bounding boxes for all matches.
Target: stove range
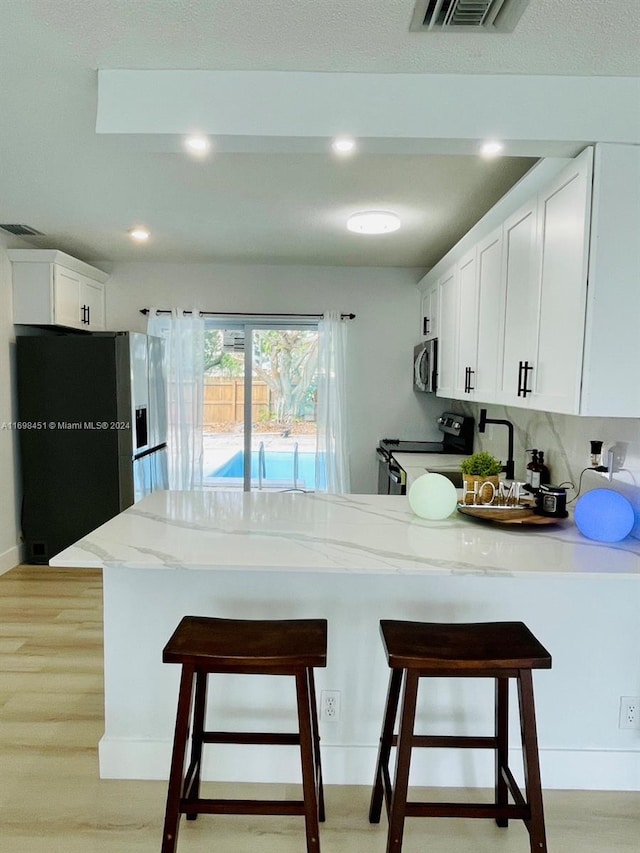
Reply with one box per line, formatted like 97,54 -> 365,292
376,412 -> 474,495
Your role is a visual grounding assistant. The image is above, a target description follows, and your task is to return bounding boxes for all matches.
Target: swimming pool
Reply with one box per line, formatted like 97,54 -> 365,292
210,450 -> 323,489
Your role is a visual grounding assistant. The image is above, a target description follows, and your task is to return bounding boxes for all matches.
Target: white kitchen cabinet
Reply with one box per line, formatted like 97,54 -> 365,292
452,248 -> 478,397
495,198 -> 540,404
473,227 -> 503,403
435,265 -> 457,396
495,149 -> 592,412
440,229 -> 503,404
578,143 -> 640,417
419,280 -> 438,340
9,249 -> 108,331
80,274 -> 106,330
421,143 -> 638,416
528,150 -> 592,412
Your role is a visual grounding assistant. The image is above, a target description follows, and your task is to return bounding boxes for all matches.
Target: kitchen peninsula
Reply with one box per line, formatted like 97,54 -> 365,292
50,490 -> 640,792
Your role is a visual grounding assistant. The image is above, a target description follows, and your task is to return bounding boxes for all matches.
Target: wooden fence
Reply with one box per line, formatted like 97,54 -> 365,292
203,378 -> 270,429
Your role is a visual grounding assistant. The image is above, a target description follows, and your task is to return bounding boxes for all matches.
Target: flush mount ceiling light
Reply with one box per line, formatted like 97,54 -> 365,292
332,136 -> 356,155
184,134 -> 211,156
347,211 -> 401,235
129,227 -> 150,242
481,140 -> 504,157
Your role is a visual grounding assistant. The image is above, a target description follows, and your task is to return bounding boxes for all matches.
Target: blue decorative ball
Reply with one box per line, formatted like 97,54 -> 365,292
574,489 -> 635,542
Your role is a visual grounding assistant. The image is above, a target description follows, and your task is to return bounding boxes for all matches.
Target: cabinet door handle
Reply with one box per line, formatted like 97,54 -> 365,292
522,361 -> 533,397
517,360 -> 533,397
80,304 -> 88,324
86,305 -> 90,326
466,367 -> 475,393
517,361 -> 524,396
423,316 -> 430,336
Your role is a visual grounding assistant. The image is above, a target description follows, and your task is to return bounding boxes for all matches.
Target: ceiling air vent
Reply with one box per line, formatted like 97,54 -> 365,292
410,0 -> 529,32
0,224 -> 44,236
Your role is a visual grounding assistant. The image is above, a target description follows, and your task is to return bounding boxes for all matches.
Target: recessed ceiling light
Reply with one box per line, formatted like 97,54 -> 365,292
346,211 -> 401,235
184,134 -> 211,156
332,136 -> 356,155
129,227 -> 150,242
481,140 -> 504,158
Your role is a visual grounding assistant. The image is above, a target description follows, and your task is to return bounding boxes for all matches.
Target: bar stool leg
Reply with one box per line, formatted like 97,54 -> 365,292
495,676 -> 509,827
386,669 -> 420,853
369,668 -> 403,823
518,670 -> 548,853
184,670 -> 208,820
295,670 -> 321,853
161,665 -> 196,853
306,667 -> 325,822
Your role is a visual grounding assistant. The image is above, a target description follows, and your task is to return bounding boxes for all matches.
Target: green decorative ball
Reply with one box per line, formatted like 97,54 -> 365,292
408,473 -> 458,520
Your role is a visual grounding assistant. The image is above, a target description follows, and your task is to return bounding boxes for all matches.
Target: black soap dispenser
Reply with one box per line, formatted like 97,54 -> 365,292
525,450 -> 538,489
538,451 -> 550,486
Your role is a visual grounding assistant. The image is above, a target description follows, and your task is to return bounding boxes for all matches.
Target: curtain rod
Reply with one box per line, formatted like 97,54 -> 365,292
140,309 -> 355,320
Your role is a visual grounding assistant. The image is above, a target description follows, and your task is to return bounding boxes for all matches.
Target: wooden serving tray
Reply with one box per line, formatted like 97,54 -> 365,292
457,504 -> 564,526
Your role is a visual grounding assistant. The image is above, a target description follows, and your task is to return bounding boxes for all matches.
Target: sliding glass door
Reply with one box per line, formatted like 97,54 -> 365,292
202,322 -> 319,491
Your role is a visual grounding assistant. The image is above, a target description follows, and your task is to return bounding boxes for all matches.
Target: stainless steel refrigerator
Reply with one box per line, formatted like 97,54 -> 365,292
16,331 -> 168,563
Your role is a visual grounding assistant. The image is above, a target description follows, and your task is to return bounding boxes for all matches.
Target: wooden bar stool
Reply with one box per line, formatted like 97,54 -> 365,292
160,615 -> 327,853
369,620 -> 552,853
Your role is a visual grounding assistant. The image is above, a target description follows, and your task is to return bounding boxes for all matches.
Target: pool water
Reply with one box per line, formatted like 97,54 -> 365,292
211,450 -> 323,489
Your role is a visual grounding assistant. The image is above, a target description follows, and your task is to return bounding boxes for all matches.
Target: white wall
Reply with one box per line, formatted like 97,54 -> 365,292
105,261 -> 446,493
0,235 -> 22,573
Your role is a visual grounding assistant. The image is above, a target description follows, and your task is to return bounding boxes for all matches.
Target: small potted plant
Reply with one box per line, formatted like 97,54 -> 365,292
460,451 -> 503,505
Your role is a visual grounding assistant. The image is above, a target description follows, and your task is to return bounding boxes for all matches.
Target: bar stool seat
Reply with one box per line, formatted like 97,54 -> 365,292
369,620 -> 552,853
161,615 -> 327,853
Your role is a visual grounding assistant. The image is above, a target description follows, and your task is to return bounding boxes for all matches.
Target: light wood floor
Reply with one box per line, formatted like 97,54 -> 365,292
1,564 -> 638,852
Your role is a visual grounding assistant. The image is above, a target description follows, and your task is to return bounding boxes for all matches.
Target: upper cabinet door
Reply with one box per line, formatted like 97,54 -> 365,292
530,151 -> 592,413
420,281 -> 438,340
496,199 -> 540,404
80,276 -> 106,331
454,248 -> 478,397
436,265 -> 458,398
53,266 -> 83,329
473,226 -> 503,404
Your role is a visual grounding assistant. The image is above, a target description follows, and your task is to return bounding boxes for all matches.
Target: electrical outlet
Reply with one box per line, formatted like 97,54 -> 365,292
320,689 -> 341,721
619,696 -> 640,729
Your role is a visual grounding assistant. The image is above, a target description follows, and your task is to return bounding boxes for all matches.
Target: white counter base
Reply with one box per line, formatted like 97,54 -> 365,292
51,492 -> 640,791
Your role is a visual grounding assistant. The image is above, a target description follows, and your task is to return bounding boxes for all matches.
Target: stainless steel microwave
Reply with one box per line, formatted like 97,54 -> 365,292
413,340 -> 437,393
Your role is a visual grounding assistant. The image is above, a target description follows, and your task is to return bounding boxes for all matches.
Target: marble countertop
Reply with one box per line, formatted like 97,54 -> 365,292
49,490 -> 640,578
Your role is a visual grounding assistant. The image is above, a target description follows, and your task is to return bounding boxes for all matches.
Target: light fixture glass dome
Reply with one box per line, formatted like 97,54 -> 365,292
184,134 -> 211,155
332,136 -> 356,155
346,211 -> 401,235
481,140 -> 504,158
129,227 -> 150,242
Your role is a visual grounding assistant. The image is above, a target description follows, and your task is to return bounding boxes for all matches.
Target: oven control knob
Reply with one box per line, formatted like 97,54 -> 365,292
452,421 -> 461,429
437,417 -> 445,424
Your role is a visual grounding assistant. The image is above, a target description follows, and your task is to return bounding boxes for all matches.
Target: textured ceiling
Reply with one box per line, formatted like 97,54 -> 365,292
11,0 -> 640,76
0,0 -> 637,268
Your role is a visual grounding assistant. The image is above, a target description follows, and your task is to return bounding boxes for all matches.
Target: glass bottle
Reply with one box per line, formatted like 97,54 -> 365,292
538,451 -> 550,485
525,450 -> 538,487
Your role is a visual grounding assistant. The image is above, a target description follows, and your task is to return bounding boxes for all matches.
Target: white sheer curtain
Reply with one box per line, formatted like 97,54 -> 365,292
147,309 -> 205,490
315,310 -> 351,494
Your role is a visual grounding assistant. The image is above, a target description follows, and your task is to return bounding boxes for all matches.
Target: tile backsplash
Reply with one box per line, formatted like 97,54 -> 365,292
454,402 -> 640,540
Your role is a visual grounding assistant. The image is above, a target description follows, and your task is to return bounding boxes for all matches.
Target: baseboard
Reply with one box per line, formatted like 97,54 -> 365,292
0,544 -> 21,576
98,737 -> 640,791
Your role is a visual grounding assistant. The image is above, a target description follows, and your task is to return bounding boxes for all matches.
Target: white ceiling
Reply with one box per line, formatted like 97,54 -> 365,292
0,0 -> 638,269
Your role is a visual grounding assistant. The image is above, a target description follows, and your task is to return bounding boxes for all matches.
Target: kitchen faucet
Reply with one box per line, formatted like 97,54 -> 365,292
478,408 -> 515,481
